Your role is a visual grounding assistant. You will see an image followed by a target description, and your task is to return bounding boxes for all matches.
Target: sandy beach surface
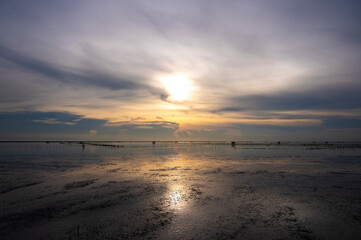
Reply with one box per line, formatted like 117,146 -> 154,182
1,142 -> 361,240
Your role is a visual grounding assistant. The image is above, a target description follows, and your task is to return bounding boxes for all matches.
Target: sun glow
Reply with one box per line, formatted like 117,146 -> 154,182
160,74 -> 192,101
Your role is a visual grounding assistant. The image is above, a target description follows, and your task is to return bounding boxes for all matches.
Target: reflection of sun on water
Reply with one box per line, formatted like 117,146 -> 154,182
170,190 -> 182,205
150,154 -> 197,211
159,74 -> 192,101
167,184 -> 187,211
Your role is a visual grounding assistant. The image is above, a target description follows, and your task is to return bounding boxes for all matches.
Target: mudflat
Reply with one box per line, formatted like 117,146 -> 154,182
1,142 -> 361,239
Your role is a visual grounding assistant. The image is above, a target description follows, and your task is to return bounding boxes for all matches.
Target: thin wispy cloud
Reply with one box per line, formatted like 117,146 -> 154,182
32,118 -> 77,125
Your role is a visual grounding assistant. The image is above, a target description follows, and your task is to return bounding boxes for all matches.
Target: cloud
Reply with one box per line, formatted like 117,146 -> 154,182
225,83 -> 361,112
0,45 -> 144,91
0,111 -> 181,140
134,126 -> 153,129
32,118 -> 77,125
0,111 -> 105,132
323,118 -> 361,129
0,1 -> 361,140
105,120 -> 179,130
89,129 -> 98,135
131,117 -> 146,121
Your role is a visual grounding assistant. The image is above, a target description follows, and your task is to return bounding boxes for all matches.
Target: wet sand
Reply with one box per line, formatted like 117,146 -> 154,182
1,142 -> 361,239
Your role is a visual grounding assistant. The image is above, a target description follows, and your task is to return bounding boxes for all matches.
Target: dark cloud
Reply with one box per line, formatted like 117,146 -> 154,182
323,118 -> 361,129
0,111 -> 105,133
211,107 -> 245,114
0,111 -> 180,140
0,45 -> 143,90
228,84 -> 361,112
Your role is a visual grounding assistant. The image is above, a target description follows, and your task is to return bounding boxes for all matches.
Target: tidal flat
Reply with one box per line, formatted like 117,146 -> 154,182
1,141 -> 361,240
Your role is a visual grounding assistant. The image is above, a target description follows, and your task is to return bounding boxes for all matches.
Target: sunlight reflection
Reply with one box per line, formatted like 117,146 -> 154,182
170,190 -> 182,205
166,184 -> 187,211
164,154 -> 189,210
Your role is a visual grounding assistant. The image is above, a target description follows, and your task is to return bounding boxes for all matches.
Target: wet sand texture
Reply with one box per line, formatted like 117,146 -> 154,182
1,141 -> 361,239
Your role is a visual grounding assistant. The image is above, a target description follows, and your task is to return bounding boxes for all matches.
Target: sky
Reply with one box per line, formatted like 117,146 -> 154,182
0,0 -> 361,141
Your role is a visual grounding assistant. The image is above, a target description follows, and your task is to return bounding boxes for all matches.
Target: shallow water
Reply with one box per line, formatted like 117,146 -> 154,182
1,142 -> 361,239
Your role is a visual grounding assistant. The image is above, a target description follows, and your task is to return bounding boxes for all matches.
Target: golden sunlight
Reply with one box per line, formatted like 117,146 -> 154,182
159,74 -> 192,101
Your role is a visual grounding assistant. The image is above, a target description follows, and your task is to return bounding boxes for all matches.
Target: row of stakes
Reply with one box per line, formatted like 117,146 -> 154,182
78,141 -> 239,148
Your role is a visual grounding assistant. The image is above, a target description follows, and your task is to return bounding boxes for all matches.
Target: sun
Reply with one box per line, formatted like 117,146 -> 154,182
159,74 -> 192,101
